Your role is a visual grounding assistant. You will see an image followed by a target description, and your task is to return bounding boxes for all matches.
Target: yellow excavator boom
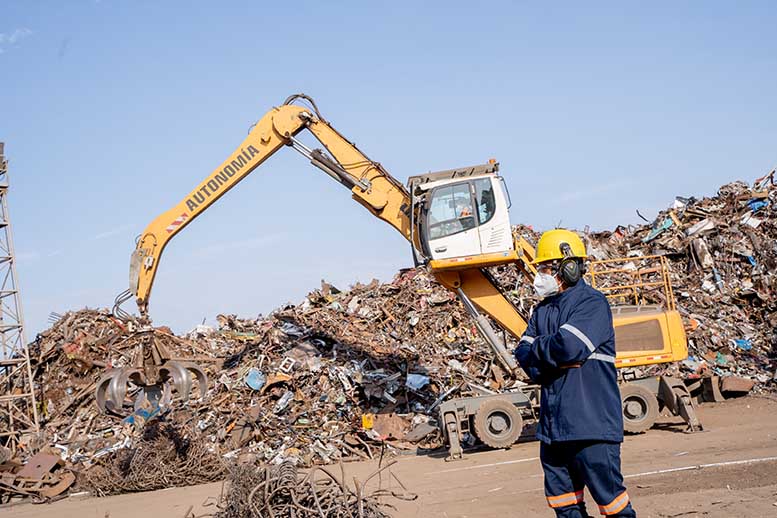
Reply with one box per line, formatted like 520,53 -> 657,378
123,95 -> 531,353
128,97 -> 411,313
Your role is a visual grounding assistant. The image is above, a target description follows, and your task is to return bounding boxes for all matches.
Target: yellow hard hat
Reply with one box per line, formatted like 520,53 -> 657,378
532,229 -> 587,264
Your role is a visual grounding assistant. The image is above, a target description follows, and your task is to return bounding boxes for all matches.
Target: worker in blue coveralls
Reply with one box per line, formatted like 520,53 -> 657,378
514,229 -> 636,518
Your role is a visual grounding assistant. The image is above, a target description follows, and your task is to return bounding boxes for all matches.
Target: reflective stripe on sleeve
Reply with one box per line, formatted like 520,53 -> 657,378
598,491 -> 630,515
520,335 -> 535,345
560,323 -> 596,352
547,489 -> 584,508
589,352 -> 616,363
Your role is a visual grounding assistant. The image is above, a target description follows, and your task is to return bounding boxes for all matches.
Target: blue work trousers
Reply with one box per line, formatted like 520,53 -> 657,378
541,440 -> 636,517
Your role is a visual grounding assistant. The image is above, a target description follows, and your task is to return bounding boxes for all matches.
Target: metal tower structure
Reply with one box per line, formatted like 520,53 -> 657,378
0,142 -> 39,451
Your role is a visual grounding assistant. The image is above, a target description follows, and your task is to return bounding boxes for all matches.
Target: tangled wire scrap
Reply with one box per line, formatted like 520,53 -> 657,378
188,458 -> 417,518
82,422 -> 225,496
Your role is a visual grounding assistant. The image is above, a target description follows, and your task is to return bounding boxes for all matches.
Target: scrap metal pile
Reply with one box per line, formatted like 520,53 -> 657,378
1,172 -> 775,502
581,171 -> 777,386
29,270 -> 506,468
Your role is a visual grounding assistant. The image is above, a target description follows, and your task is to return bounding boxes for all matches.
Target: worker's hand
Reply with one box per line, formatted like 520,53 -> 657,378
559,362 -> 582,369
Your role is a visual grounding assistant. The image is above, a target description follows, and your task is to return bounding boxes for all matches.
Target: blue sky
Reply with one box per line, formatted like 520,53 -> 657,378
1,1 -> 775,337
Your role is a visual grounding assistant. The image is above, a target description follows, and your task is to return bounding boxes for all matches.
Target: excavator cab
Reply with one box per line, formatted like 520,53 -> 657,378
409,161 -> 518,271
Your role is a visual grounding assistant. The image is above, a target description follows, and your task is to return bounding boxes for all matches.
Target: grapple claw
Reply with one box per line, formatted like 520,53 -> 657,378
159,361 -> 193,402
158,361 -> 209,403
95,367 -> 144,414
181,361 -> 208,400
133,383 -> 172,411
95,369 -> 117,413
95,329 -> 209,416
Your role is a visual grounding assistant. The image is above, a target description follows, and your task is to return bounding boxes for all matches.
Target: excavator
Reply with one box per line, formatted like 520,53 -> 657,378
104,94 -> 701,459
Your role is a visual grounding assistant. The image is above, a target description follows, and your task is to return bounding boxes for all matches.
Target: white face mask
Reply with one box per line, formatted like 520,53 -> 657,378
533,272 -> 560,298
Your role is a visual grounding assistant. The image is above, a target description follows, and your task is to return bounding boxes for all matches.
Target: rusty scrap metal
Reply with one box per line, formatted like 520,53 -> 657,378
0,451 -> 75,504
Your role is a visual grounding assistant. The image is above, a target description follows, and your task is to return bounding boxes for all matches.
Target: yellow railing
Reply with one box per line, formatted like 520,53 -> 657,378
587,255 -> 676,311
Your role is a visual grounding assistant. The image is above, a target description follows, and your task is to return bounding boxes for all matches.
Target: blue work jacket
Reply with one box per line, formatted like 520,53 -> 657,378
514,281 -> 623,444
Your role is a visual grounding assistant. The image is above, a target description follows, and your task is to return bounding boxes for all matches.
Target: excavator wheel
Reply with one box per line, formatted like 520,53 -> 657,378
620,383 -> 659,434
473,398 -> 523,449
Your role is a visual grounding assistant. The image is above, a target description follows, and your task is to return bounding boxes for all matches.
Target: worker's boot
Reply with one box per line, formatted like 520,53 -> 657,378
554,503 -> 593,518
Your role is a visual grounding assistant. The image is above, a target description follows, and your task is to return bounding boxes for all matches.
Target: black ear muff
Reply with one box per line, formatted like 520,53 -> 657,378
559,242 -> 582,285
560,259 -> 582,285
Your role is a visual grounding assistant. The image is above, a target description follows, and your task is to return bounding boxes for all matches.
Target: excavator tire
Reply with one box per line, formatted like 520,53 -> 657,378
473,398 -> 523,449
620,383 -> 659,434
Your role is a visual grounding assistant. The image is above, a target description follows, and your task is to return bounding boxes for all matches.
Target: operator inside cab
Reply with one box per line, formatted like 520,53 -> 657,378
514,229 -> 636,518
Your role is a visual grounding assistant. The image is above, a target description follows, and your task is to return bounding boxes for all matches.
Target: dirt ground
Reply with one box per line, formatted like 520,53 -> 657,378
3,396 -> 777,517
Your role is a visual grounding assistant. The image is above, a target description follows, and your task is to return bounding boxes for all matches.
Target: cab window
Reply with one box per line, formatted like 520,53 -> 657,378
474,178 -> 496,225
427,183 -> 476,240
